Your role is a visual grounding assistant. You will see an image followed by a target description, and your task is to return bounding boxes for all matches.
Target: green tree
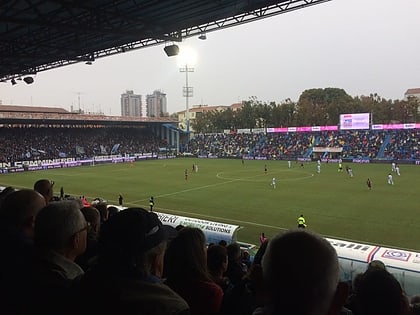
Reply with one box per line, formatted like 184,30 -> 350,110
191,111 -> 213,133
271,99 -> 297,127
254,102 -> 272,128
296,88 -> 353,126
236,99 -> 256,129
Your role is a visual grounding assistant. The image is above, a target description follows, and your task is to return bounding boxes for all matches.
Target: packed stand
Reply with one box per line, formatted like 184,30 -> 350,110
187,133 -> 263,158
0,127 -> 165,163
262,132 -> 314,159
383,129 -> 420,161
316,130 -> 387,159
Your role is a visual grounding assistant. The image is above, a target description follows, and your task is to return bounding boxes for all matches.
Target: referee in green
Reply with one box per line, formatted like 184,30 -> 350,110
297,214 -> 307,228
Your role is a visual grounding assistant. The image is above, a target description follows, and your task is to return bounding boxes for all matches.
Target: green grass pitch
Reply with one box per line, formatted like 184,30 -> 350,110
1,158 -> 419,251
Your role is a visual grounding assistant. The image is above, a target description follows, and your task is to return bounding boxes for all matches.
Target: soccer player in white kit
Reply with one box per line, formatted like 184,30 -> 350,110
395,164 -> 400,176
271,177 -> 276,188
388,173 -> 394,185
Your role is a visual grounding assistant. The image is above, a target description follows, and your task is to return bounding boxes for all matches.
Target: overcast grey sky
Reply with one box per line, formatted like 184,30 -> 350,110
1,0 -> 420,116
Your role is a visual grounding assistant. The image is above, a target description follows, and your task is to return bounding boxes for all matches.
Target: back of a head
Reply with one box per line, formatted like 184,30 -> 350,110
0,189 -> 46,233
33,179 -> 54,203
165,227 -> 208,284
97,207 -> 167,274
94,202 -> 108,223
357,268 -> 405,315
34,200 -> 85,252
226,242 -> 242,262
207,244 -> 228,273
262,229 -> 339,315
0,186 -> 16,208
107,206 -> 119,218
367,259 -> 386,271
218,239 -> 227,247
81,206 -> 101,234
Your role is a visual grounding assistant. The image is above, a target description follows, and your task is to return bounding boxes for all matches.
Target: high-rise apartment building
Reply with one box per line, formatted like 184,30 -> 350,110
146,90 -> 167,117
121,90 -> 142,117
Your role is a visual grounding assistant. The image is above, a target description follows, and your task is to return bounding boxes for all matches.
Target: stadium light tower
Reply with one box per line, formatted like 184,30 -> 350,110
178,47 -> 197,142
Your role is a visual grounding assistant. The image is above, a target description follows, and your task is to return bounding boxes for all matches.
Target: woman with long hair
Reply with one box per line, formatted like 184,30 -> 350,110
164,227 -> 223,315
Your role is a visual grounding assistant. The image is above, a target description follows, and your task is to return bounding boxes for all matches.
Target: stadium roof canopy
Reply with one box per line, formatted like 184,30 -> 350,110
0,0 -> 330,82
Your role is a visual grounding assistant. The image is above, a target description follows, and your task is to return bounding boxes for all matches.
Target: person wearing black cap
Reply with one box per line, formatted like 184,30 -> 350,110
73,207 -> 189,315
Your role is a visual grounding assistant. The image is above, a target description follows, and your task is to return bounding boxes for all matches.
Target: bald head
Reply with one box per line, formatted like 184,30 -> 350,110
0,189 -> 46,238
35,200 -> 87,259
262,230 -> 340,315
34,179 -> 54,204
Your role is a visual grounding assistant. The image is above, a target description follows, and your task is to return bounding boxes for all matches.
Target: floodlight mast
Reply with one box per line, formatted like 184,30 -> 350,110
180,65 -> 194,142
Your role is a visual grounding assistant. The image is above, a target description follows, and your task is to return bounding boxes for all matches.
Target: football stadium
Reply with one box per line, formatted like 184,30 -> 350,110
1,111 -> 419,251
2,1 -> 420,314
2,108 -> 420,303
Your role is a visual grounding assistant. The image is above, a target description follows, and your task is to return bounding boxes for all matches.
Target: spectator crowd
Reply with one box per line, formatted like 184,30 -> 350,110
0,127 -> 166,163
1,127 -> 420,163
187,130 -> 420,161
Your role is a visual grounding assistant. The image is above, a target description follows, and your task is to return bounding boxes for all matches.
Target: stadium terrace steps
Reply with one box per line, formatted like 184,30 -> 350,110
378,134 -> 391,158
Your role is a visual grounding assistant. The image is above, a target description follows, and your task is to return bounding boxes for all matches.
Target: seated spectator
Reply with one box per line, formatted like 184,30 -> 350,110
94,201 -> 109,225
73,207 -> 190,315
34,178 -> 55,204
0,186 -> 15,208
0,189 -> 46,313
253,229 -> 349,315
241,250 -> 252,271
165,227 -> 223,315
225,242 -> 247,285
207,244 -> 230,292
355,268 -> 409,315
75,206 -> 101,271
107,205 -> 120,218
0,189 -> 46,241
221,246 -> 263,315
218,239 -> 227,247
28,200 -> 87,313
346,259 -> 387,314
367,259 -> 386,271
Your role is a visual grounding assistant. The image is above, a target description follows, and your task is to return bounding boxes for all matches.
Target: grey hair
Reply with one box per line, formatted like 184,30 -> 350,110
262,229 -> 339,315
142,241 -> 167,274
34,200 -> 85,251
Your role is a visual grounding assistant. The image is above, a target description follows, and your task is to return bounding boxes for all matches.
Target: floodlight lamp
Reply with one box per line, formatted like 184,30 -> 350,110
164,44 -> 179,57
177,46 -> 197,67
11,78 -> 17,85
85,61 -> 93,65
23,76 -> 34,84
198,33 -> 207,40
